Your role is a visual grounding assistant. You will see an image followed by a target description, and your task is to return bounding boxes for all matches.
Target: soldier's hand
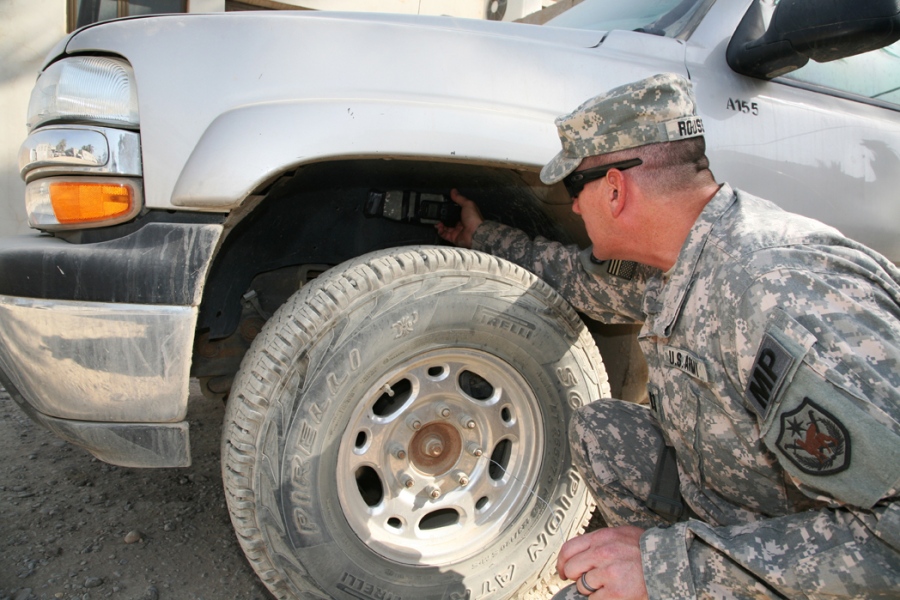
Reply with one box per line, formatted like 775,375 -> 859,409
556,526 -> 648,600
435,189 -> 484,249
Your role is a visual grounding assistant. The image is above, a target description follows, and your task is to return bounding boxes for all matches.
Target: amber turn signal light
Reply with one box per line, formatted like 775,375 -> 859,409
26,176 -> 143,231
49,181 -> 134,224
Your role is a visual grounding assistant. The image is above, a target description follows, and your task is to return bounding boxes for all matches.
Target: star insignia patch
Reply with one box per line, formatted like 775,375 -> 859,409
775,398 -> 850,476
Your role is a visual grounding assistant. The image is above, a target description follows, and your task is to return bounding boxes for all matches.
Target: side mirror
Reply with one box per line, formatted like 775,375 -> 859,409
727,0 -> 900,80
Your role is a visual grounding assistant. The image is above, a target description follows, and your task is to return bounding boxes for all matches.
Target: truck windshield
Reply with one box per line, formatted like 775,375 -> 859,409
547,0 -> 716,40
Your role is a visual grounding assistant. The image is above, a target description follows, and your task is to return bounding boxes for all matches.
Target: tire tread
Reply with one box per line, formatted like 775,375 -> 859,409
222,246 -> 608,599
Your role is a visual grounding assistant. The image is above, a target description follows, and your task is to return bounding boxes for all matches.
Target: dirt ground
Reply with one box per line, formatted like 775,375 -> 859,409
0,381 -> 274,600
0,381 -> 595,600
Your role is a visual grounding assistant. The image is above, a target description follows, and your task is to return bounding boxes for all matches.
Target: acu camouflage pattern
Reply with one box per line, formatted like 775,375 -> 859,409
541,73 -> 704,185
473,184 -> 900,599
549,401 -> 672,600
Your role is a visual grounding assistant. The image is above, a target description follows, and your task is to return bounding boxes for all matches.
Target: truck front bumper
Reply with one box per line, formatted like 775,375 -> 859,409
0,221 -> 222,467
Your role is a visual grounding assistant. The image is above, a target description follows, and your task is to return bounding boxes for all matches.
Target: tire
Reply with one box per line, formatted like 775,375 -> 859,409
222,246 -> 608,600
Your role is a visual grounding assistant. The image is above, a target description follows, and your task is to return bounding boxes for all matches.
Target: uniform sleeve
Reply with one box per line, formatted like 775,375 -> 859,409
641,501 -> 900,599
734,266 -> 900,510
472,220 -> 652,324
642,261 -> 900,599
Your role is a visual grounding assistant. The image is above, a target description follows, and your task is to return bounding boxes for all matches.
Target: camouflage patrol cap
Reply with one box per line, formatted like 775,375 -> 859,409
541,73 -> 705,184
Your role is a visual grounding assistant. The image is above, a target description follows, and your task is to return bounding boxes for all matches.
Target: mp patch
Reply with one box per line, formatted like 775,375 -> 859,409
775,398 -> 850,476
746,333 -> 794,419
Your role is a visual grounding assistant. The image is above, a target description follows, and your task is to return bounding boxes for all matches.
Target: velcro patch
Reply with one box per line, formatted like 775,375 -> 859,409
746,333 -> 794,419
775,398 -> 850,476
760,349 -> 900,507
663,117 -> 704,141
606,259 -> 636,280
662,346 -> 708,382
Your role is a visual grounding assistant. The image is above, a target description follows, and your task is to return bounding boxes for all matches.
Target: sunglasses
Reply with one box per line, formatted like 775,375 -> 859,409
563,158 -> 643,198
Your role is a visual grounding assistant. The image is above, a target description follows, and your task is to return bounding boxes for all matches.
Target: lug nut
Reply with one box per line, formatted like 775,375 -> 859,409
402,475 -> 414,488
391,445 -> 407,460
427,486 -> 441,499
407,417 -> 422,431
439,406 -> 451,418
459,415 -> 476,429
468,443 -> 483,457
457,473 -> 469,486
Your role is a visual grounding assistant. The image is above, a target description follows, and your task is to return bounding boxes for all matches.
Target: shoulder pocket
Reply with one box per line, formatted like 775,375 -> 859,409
754,311 -> 900,508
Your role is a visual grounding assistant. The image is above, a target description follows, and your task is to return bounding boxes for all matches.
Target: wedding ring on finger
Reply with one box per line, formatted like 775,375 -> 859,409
580,571 -> 598,594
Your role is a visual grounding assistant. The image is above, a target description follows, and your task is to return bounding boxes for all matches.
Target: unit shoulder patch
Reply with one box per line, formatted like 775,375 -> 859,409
775,398 -> 850,476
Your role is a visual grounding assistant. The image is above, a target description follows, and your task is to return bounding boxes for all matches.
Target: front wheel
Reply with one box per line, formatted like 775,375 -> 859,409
222,246 -> 608,599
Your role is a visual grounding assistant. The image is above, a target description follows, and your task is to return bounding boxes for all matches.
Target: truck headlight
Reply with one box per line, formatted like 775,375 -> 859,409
27,56 -> 139,131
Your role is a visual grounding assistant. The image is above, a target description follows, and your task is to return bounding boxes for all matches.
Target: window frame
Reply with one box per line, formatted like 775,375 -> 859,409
67,0 -> 188,32
771,42 -> 900,113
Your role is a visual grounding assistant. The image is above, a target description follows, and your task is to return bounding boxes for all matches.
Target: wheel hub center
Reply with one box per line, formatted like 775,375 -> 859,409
409,422 -> 461,476
423,436 -> 444,457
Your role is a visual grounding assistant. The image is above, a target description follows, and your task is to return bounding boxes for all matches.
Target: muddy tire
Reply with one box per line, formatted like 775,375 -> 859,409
222,246 -> 608,599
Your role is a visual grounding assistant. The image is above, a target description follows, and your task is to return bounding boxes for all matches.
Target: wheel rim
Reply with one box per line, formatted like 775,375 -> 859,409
336,348 -> 544,566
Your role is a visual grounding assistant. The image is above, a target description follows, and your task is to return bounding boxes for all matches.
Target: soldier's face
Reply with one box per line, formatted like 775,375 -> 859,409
571,178 -> 614,253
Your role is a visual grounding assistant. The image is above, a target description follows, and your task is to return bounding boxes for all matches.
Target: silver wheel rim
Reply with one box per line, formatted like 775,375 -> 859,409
336,348 -> 544,566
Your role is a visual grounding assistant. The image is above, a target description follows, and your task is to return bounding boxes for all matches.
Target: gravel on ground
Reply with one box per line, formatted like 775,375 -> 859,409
0,381 -> 273,600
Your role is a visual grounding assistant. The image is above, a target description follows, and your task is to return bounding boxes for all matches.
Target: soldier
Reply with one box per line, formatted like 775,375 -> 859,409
437,73 -> 900,599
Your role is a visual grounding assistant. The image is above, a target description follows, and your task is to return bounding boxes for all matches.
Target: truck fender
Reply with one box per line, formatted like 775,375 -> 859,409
171,98 -> 560,209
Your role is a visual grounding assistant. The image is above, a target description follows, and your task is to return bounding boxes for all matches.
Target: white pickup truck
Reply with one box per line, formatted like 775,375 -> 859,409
3,0 -> 899,598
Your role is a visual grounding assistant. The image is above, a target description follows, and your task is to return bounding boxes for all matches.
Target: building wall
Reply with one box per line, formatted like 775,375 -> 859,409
0,0 -> 67,236
191,0 -> 227,11
0,1 -> 226,237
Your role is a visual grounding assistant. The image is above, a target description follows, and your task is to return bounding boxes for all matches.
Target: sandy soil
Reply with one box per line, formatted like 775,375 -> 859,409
0,382 -> 274,600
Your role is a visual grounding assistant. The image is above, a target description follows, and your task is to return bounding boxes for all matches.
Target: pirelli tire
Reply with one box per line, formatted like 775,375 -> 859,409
222,246 -> 608,600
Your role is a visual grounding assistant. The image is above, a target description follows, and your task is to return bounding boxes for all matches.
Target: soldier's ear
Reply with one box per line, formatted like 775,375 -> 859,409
606,169 -> 626,218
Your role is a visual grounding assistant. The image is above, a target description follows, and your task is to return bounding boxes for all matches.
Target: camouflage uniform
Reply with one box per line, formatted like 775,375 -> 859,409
463,73 -> 900,598
474,185 -> 900,598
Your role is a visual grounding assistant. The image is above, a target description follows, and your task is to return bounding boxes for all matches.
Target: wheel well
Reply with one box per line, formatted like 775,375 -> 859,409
191,158 -> 581,397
